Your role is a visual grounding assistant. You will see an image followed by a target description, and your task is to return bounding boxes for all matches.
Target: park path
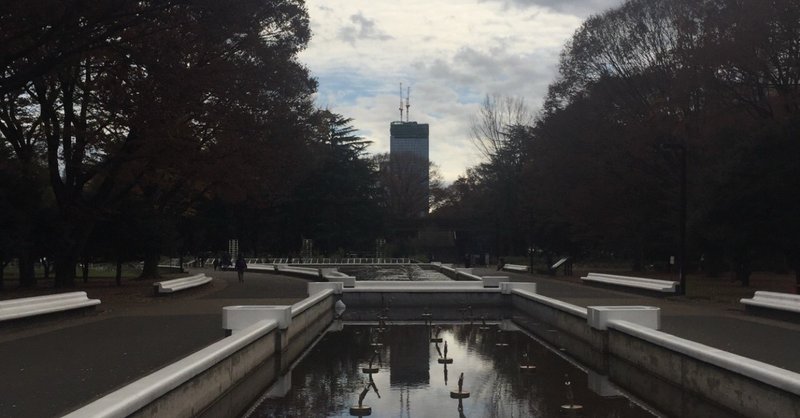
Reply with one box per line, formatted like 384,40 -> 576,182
0,269 -> 308,418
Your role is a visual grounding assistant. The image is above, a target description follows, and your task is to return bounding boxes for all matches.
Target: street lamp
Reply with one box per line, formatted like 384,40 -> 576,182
661,142 -> 687,295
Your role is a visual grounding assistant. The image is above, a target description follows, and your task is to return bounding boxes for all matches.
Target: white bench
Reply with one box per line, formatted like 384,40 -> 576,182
0,292 -> 101,322
581,273 -> 678,294
154,274 -> 212,294
740,291 -> 800,315
502,264 -> 529,272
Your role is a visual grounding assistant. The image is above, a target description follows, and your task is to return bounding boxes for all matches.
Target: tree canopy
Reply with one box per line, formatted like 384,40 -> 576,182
435,0 -> 800,284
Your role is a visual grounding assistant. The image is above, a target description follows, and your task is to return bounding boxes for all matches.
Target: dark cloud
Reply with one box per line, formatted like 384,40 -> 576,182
483,0 -> 624,17
338,12 -> 393,45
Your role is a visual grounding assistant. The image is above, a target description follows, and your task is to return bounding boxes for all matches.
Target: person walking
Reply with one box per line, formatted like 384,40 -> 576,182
235,256 -> 247,283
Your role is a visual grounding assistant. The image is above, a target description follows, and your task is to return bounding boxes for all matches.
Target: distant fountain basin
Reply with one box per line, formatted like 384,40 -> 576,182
339,265 -> 450,281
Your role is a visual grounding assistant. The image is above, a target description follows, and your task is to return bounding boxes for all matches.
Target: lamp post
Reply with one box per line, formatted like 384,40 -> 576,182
661,142 -> 687,295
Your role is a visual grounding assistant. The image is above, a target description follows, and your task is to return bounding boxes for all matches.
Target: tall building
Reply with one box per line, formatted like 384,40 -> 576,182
390,120 -> 430,217
390,121 -> 429,162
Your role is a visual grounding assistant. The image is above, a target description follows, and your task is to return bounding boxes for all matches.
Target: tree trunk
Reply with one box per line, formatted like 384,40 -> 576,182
115,258 -> 123,286
18,254 -> 36,287
795,269 -> 800,294
82,258 -> 90,283
0,260 -> 6,291
788,252 -> 800,294
139,252 -> 161,279
53,221 -> 93,288
54,255 -> 77,288
795,270 -> 800,294
632,246 -> 644,272
735,260 -> 751,287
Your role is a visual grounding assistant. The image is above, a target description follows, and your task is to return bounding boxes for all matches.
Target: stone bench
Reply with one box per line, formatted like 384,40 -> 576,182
0,292 -> 100,322
581,273 -> 678,294
740,291 -> 800,317
154,274 -> 212,294
502,264 -> 529,273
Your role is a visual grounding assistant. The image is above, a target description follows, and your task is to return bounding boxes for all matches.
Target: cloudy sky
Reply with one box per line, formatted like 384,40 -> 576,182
299,0 -> 624,182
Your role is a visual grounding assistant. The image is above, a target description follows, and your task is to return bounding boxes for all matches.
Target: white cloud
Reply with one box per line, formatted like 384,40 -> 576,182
300,0 -> 624,181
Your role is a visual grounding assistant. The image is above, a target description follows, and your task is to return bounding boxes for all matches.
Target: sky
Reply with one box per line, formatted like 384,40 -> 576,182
299,0 -> 624,182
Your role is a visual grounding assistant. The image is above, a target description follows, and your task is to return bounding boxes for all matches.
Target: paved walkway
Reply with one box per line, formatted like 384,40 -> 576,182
0,269 -> 309,418
1,267 -> 799,417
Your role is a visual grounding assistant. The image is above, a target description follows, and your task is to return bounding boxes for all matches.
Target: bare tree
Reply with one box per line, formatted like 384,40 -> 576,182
374,152 -> 443,219
470,94 -> 534,161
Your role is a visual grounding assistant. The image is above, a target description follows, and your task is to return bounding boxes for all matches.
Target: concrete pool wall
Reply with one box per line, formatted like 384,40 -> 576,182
65,279 -> 800,418
63,287 -> 337,418
508,285 -> 799,417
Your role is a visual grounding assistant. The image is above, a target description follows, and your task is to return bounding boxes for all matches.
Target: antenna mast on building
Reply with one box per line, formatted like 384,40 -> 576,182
406,86 -> 411,122
399,83 -> 404,122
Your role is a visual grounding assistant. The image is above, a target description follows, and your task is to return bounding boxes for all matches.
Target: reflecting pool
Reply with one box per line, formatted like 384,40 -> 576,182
245,324 -> 657,417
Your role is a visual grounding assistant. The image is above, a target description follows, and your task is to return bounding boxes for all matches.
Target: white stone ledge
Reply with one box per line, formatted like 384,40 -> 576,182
511,289 -> 588,318
291,289 -> 333,317
246,263 -> 277,271
308,282 -> 343,295
741,299 -> 800,313
223,306 -> 291,331
502,264 -> 529,272
62,319 -> 277,418
455,270 -> 483,281
154,274 -> 212,293
482,276 -> 509,288
0,292 -> 100,321
500,282 -> 537,294
582,273 -> 677,293
587,306 -> 660,330
609,320 -> 800,396
740,291 -> 800,314
276,265 -> 320,278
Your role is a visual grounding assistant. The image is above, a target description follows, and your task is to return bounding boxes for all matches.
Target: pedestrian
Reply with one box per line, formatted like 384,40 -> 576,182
497,257 -> 505,271
235,256 -> 247,283
212,258 -> 218,271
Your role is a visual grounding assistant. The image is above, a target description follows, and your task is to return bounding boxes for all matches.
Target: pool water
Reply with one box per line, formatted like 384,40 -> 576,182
245,324 -> 656,417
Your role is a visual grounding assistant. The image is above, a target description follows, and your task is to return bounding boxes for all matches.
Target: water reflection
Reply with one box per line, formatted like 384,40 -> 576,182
246,324 -> 656,417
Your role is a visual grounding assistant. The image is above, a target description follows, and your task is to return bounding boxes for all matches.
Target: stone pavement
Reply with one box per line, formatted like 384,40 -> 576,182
1,267 -> 799,417
0,269 -> 309,418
